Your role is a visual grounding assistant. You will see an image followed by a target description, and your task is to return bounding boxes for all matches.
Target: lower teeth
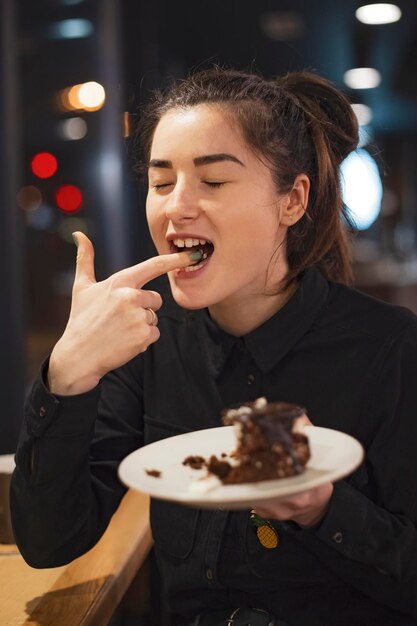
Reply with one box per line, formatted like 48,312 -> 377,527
184,258 -> 208,272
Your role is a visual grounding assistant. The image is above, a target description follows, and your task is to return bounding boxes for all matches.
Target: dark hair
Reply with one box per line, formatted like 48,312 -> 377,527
135,65 -> 359,285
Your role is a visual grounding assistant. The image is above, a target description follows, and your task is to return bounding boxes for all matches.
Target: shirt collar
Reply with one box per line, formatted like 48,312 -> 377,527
196,308 -> 239,379
197,266 -> 330,376
244,267 -> 330,372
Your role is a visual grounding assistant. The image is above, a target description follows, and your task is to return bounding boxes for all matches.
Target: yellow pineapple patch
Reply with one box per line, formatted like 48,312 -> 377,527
256,523 -> 279,549
250,510 -> 279,549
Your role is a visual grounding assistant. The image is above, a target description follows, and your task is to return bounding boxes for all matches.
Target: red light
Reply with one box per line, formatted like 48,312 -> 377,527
56,185 -> 83,213
31,152 -> 58,178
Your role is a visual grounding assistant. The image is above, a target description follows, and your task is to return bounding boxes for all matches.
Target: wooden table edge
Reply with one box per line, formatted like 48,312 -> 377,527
22,490 -> 153,626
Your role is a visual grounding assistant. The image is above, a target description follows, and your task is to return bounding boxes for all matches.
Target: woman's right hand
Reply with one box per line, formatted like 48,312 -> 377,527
47,231 -> 197,395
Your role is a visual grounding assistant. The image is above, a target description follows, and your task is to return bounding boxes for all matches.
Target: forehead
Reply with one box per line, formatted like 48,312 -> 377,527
150,104 -> 248,157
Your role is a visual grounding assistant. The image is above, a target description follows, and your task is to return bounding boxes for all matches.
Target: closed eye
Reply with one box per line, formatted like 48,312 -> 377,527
205,181 -> 226,188
152,183 -> 173,190
151,181 -> 226,191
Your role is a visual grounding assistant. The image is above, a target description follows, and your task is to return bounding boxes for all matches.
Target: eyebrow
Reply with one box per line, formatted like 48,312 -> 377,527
148,153 -> 245,169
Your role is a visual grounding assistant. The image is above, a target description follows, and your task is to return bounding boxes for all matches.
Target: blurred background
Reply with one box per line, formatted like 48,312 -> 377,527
2,2 -> 417,623
2,0 -> 417,456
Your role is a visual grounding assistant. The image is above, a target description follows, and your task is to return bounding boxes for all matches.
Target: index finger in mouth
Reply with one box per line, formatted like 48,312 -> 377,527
112,250 -> 202,289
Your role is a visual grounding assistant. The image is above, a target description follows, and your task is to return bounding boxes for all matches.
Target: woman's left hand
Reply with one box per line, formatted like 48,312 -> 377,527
253,481 -> 334,528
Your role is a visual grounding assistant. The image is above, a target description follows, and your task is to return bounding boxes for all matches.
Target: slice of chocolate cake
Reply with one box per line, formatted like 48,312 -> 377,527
207,397 -> 310,484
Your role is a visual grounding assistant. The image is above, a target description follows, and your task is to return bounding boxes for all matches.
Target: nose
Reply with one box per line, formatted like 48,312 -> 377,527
165,179 -> 200,223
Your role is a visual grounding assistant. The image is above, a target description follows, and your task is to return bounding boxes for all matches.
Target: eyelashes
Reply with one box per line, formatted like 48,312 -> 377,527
151,181 -> 226,191
152,183 -> 172,190
205,182 -> 225,188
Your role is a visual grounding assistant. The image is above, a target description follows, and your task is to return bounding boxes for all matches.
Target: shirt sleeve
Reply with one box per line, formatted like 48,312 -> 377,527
287,318 -> 417,619
10,355 -> 144,568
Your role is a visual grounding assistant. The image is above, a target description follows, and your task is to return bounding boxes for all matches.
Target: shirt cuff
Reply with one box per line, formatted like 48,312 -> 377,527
280,480 -> 367,560
25,356 -> 102,438
313,480 -> 367,558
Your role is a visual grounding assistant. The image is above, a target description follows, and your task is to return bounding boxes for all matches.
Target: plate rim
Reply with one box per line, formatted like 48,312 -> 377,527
118,424 -> 364,509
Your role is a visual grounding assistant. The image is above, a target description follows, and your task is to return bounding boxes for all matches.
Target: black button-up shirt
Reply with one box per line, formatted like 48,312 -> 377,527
10,268 -> 417,625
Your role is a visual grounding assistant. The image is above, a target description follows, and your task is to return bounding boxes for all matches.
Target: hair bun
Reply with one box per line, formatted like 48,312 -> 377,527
277,70 -> 359,162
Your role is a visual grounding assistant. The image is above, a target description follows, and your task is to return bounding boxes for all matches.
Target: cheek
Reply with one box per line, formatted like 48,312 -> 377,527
145,198 -> 152,226
146,200 -> 164,236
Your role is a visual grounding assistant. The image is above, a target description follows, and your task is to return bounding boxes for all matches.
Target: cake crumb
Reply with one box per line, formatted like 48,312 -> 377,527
183,455 -> 206,470
145,469 -> 161,478
206,455 -> 232,480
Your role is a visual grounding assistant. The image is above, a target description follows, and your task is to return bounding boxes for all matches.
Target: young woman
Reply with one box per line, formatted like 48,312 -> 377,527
11,66 -> 417,626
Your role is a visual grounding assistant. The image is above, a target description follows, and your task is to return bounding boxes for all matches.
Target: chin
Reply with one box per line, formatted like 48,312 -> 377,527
168,279 -> 217,310
170,290 -> 209,311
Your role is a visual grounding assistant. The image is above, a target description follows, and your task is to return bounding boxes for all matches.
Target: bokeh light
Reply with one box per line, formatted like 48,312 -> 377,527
48,19 -> 94,39
26,204 -> 54,230
351,103 -> 373,126
58,117 -> 88,140
356,4 -> 401,25
343,68 -> 381,89
57,217 -> 91,243
17,186 -> 42,212
56,184 -> 83,213
31,152 -> 58,178
78,82 -> 106,111
67,85 -> 82,110
341,149 -> 383,230
57,82 -> 105,112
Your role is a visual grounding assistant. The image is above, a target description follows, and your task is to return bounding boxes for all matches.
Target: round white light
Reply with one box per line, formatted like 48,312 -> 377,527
351,103 -> 373,126
343,68 -> 381,89
59,117 -> 88,140
340,149 -> 383,230
78,82 -> 106,110
356,4 -> 401,25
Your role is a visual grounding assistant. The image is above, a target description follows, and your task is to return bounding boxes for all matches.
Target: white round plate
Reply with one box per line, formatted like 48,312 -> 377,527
118,425 -> 364,510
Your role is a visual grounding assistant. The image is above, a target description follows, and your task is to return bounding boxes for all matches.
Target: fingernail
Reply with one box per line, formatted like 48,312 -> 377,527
188,250 -> 203,263
72,232 -> 79,248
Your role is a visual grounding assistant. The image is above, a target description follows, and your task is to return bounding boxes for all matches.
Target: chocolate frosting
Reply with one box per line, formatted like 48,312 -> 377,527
222,399 -> 307,473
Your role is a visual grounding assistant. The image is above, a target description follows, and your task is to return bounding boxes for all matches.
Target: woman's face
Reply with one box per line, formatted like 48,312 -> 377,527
146,104 -> 290,312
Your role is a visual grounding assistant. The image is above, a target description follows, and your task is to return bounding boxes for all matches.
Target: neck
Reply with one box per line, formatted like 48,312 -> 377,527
208,278 -> 298,337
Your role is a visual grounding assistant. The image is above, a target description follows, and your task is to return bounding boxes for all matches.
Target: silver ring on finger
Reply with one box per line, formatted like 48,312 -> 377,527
145,307 -> 158,326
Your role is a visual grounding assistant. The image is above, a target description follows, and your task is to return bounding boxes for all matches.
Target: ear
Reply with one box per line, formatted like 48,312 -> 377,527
281,174 -> 310,226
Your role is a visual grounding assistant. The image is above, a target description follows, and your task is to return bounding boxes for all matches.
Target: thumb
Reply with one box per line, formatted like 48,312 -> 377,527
72,231 -> 96,286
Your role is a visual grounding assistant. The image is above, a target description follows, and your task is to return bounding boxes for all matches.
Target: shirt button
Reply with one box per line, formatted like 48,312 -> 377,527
332,531 -> 343,544
247,373 -> 255,385
39,406 -> 47,418
206,568 -> 213,580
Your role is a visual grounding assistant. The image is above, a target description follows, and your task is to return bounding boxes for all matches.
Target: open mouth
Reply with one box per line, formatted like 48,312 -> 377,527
170,237 -> 214,272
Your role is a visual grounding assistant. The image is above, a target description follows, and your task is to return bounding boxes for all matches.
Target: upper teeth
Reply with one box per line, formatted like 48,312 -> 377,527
173,238 -> 207,248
